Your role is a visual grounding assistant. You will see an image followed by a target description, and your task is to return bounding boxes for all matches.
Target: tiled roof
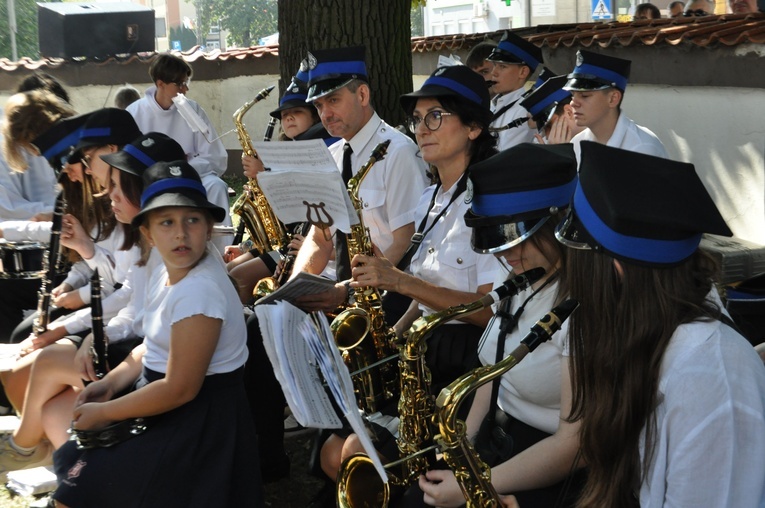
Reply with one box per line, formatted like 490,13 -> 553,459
1,14 -> 764,72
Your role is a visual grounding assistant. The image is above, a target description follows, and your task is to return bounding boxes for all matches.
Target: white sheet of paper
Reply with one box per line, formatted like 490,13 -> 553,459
254,272 -> 337,307
251,140 -> 357,233
255,302 -> 343,429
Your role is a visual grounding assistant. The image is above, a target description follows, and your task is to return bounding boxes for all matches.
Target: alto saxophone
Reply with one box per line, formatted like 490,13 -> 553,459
330,140 -> 399,415
33,191 -> 65,336
231,85 -> 289,256
434,300 -> 579,507
336,269 -> 546,508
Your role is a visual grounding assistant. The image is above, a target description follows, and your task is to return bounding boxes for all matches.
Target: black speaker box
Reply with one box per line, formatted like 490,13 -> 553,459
38,2 -> 155,59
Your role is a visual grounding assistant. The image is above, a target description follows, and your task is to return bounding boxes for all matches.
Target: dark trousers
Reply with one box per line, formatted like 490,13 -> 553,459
0,278 -> 41,342
245,311 -> 288,460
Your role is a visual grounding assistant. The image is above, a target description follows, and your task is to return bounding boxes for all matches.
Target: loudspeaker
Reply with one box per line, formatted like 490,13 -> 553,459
38,2 -> 155,59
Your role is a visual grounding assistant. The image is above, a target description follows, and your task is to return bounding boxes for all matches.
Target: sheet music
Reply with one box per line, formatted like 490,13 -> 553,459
250,139 -> 357,233
255,301 -> 388,483
254,271 -> 337,306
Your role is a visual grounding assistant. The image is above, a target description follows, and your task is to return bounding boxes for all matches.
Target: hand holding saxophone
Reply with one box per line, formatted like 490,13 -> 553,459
241,154 -> 265,179
350,243 -> 405,293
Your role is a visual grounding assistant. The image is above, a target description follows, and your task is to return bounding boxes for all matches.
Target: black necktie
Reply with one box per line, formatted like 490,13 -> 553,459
335,143 -> 353,281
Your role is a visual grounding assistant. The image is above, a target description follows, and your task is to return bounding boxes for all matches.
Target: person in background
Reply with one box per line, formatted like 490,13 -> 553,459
634,2 -> 661,19
486,30 -> 544,150
557,141 -> 765,507
684,0 -> 716,15
126,53 -> 233,251
465,41 -> 497,95
114,85 -> 141,110
728,0 -> 758,13
520,75 -> 583,145
668,0 -> 686,16
563,50 -> 668,161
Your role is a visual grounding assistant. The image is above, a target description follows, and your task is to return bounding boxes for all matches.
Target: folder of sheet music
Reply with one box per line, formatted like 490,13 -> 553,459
255,301 -> 388,482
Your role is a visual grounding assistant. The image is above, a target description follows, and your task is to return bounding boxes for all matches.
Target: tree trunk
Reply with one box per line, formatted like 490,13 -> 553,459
278,0 -> 413,126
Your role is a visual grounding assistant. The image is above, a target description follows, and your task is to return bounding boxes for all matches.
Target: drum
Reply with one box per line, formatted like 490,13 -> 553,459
0,241 -> 47,278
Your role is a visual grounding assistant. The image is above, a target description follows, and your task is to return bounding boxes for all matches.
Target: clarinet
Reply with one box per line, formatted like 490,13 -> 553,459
33,191 -> 65,336
233,115 -> 279,246
90,268 -> 108,379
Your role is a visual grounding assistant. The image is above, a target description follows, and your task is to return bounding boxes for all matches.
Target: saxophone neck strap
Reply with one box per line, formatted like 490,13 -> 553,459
396,172 -> 469,271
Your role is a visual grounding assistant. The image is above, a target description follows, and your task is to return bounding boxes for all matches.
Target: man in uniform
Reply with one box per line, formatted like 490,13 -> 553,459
486,30 -> 544,150
246,46 -> 428,483
563,50 -> 667,161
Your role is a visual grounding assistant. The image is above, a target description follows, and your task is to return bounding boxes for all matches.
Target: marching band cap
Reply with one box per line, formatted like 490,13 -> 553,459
74,108 -> 142,153
306,46 -> 368,102
132,160 -> 226,226
31,112 -> 92,170
532,66 -> 557,90
563,50 -> 631,92
555,141 -> 732,266
270,58 -> 313,119
400,65 -> 492,126
465,143 -> 578,254
100,132 -> 186,177
520,75 -> 571,133
486,31 -> 543,73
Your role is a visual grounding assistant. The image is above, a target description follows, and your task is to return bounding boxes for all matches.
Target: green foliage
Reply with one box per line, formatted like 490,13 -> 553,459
411,3 -> 425,37
192,0 -> 216,46
0,0 -> 41,60
169,26 -> 199,52
216,0 -> 277,48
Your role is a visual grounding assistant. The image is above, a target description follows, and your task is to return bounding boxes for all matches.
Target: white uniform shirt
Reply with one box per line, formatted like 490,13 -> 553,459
410,181 -> 500,316
478,275 -> 568,434
329,113 -> 428,255
0,145 -> 57,221
57,242 -> 141,336
141,250 -> 248,375
126,87 -> 227,179
490,88 -> 536,151
572,112 -> 668,161
639,297 -> 765,507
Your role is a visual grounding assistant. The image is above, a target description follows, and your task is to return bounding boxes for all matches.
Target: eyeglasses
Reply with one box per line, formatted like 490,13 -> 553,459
81,154 -> 91,169
683,8 -> 711,16
174,80 -> 190,89
407,110 -> 454,133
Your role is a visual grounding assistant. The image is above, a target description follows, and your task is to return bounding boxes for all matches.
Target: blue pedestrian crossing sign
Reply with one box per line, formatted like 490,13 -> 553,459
592,0 -> 612,19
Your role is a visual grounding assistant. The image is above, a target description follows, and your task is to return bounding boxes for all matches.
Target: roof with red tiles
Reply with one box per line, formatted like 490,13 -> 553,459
1,13 -> 763,73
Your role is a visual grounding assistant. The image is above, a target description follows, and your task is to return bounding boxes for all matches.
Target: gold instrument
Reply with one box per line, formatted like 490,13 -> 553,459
231,85 -> 288,257
435,299 -> 578,507
336,269 -> 546,508
330,140 -> 399,415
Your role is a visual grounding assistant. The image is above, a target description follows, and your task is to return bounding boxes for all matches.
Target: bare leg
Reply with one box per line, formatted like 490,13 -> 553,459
41,388 -> 78,449
0,349 -> 42,412
320,433 -> 346,481
229,256 -> 274,304
13,343 -> 82,448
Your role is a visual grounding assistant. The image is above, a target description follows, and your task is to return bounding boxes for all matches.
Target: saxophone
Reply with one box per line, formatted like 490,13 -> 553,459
33,191 -> 65,336
330,140 -> 399,415
231,85 -> 289,256
336,268 -> 546,508
434,300 -> 579,507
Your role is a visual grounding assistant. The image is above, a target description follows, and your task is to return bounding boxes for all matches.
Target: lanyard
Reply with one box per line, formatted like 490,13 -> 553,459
396,171 -> 469,271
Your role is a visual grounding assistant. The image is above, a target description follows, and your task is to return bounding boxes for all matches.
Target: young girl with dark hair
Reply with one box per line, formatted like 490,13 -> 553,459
557,142 -> 765,507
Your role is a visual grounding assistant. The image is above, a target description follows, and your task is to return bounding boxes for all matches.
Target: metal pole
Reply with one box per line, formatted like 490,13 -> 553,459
7,0 -> 18,61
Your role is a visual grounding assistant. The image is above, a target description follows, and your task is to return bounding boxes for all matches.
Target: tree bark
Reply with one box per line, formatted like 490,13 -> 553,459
278,0 -> 413,126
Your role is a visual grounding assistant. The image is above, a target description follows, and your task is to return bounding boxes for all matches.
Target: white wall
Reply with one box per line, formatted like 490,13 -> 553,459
622,84 -> 765,245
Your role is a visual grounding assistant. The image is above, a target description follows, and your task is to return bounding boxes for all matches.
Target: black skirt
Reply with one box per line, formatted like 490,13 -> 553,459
53,367 -> 264,508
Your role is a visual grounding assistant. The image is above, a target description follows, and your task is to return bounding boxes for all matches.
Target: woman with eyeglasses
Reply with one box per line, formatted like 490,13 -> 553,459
318,65 -> 501,487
